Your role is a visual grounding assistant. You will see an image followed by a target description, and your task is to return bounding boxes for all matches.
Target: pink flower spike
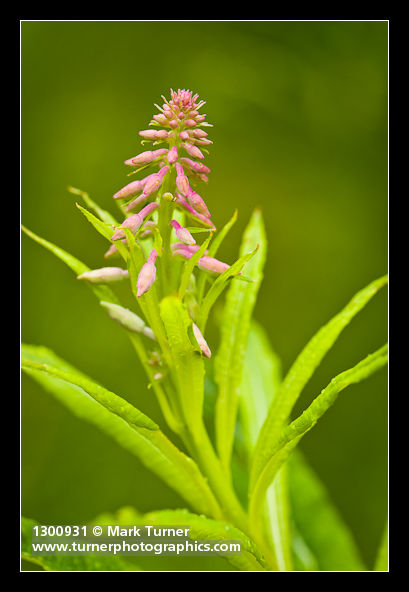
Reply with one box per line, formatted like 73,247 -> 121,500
170,219 -> 196,246
192,323 -> 211,358
198,256 -> 230,275
166,146 -> 179,164
137,249 -> 158,297
182,142 -> 204,159
77,267 -> 129,283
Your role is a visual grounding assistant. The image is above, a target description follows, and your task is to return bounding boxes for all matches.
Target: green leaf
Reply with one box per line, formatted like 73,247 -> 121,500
213,209 -> 267,472
68,186 -> 119,225
21,225 -> 119,305
374,520 -> 388,571
288,451 -> 366,571
21,517 -> 140,571
21,358 -> 159,431
159,296 -> 205,430
251,275 -> 388,490
92,507 -> 268,571
75,203 -> 130,260
238,322 -> 292,571
21,345 -> 222,519
249,344 -> 388,527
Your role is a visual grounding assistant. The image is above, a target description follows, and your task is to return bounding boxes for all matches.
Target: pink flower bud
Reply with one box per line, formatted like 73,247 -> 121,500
137,249 -> 158,297
186,189 -> 211,217
170,219 -> 196,245
175,163 -> 190,196
166,146 -> 179,164
195,115 -> 206,123
180,158 -> 211,174
171,243 -> 208,258
179,131 -> 189,141
125,149 -> 167,166
139,129 -> 169,140
169,120 -> 179,129
77,267 -> 129,283
104,239 -> 127,258
100,301 -> 155,340
198,256 -> 230,275
113,179 -> 146,200
192,138 -> 213,146
141,165 -> 169,198
184,119 -> 197,128
175,195 -> 215,229
153,114 -> 168,124
182,142 -> 204,159
192,323 -> 211,358
111,202 -> 159,241
190,129 -> 208,139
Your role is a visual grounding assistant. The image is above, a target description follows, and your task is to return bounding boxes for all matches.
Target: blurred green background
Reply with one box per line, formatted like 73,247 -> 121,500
21,21 -> 388,570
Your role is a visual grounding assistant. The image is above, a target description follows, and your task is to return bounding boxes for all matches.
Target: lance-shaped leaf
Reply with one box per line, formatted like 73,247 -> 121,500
374,520 -> 388,571
213,209 -> 267,473
21,225 -> 119,305
238,322 -> 292,571
91,506 -> 268,571
249,345 -> 388,530
21,345 -> 222,519
21,517 -> 141,572
159,296 -> 205,430
76,203 -> 129,261
251,275 -> 388,490
68,186 -> 119,225
21,358 -> 158,431
288,451 -> 366,571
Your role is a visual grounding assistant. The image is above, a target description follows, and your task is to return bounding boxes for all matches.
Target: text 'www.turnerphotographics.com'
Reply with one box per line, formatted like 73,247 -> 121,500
31,525 -> 242,557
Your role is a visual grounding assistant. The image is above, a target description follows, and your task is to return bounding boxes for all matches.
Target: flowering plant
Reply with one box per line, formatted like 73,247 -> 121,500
21,89 -> 388,571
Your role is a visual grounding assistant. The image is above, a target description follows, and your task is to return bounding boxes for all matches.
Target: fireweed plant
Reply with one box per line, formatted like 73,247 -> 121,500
22,89 -> 388,572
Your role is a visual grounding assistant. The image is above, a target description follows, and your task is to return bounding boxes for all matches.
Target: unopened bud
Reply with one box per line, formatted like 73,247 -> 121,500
100,301 -> 155,340
111,202 -> 159,241
186,189 -> 211,217
139,129 -> 169,140
180,158 -> 211,174
170,219 -> 196,245
198,255 -> 230,275
182,142 -> 204,159
192,323 -> 211,358
166,146 -> 179,164
175,163 -> 190,196
113,179 -> 146,200
137,249 -> 158,297
77,267 -> 129,283
125,149 -> 167,166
